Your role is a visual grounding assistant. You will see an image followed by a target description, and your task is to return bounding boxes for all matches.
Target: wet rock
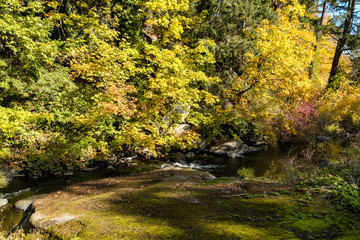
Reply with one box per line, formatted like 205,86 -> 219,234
316,135 -> 331,142
127,162 -> 138,167
1,169 -> 25,182
13,173 -> 26,177
185,152 -> 196,159
197,138 -> 211,152
0,198 -> 8,207
210,140 -> 263,158
227,151 -> 244,158
123,156 -> 135,162
170,152 -> 186,162
253,141 -> 267,146
106,165 -> 115,171
174,160 -> 187,166
83,166 -> 100,172
15,199 -> 33,211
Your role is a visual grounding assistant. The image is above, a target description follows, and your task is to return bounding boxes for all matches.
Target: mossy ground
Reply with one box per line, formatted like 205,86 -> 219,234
27,167 -> 360,240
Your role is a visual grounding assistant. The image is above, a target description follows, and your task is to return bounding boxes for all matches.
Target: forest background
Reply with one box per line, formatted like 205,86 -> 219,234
1,0 -> 360,176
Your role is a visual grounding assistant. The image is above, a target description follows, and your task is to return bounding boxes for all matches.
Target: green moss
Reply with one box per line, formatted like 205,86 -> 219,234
28,171 -> 360,240
199,221 -> 299,240
78,213 -> 184,239
290,218 -> 328,233
337,229 -> 360,240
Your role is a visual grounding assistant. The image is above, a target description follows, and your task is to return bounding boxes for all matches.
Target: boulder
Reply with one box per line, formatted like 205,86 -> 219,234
210,140 -> 263,158
15,199 -> 33,211
172,124 -> 191,136
1,169 -> 25,183
30,212 -> 80,230
197,138 -> 211,152
0,198 -> 8,207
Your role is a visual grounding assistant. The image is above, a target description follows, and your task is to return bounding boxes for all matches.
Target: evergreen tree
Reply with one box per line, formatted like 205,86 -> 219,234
194,0 -> 277,88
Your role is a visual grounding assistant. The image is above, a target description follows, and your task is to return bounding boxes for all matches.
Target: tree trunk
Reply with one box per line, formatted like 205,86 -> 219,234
327,0 -> 356,88
319,0 -> 327,27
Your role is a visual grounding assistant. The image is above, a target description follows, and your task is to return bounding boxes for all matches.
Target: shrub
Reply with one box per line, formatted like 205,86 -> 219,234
333,178 -> 360,212
237,167 -> 255,180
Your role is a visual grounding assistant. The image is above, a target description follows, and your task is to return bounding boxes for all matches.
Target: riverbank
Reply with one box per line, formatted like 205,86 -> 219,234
3,166 -> 359,240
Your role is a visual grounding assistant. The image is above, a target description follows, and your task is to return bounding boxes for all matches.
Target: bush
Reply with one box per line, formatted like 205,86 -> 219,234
237,167 -> 255,180
333,180 -> 360,212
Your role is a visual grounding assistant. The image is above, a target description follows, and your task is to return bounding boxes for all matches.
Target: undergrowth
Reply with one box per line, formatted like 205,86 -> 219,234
265,140 -> 360,213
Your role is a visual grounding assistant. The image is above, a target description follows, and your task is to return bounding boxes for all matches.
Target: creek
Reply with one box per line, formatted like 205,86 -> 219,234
0,144 -> 308,234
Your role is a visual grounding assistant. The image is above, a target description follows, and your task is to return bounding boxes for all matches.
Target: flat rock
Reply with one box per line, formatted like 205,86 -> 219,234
83,166 -> 99,172
15,199 -> 33,211
154,166 -> 215,182
30,211 -> 80,229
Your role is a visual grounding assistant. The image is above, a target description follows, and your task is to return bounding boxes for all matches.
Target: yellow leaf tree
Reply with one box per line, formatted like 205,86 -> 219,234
227,0 -> 319,141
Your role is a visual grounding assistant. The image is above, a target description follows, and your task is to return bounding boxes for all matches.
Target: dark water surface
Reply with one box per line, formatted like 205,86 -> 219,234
165,145 -> 299,177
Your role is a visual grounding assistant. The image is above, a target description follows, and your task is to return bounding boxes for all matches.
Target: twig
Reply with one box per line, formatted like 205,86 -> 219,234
222,193 -> 249,198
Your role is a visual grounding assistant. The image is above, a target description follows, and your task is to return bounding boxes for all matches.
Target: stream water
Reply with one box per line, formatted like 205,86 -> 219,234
0,145 -> 303,233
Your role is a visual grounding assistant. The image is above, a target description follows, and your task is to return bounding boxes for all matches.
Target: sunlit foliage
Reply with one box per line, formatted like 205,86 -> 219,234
0,0 -> 359,174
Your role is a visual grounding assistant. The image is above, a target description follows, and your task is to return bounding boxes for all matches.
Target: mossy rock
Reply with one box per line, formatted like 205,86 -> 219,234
28,168 -> 360,239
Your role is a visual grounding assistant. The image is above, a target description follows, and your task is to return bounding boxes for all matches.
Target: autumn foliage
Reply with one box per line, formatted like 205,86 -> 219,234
0,0 -> 358,174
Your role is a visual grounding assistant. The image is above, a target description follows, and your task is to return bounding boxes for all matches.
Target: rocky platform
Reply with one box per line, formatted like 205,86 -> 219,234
24,167 -> 360,240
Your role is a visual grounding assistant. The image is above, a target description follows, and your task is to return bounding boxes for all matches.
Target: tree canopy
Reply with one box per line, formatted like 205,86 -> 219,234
1,0 -> 360,175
